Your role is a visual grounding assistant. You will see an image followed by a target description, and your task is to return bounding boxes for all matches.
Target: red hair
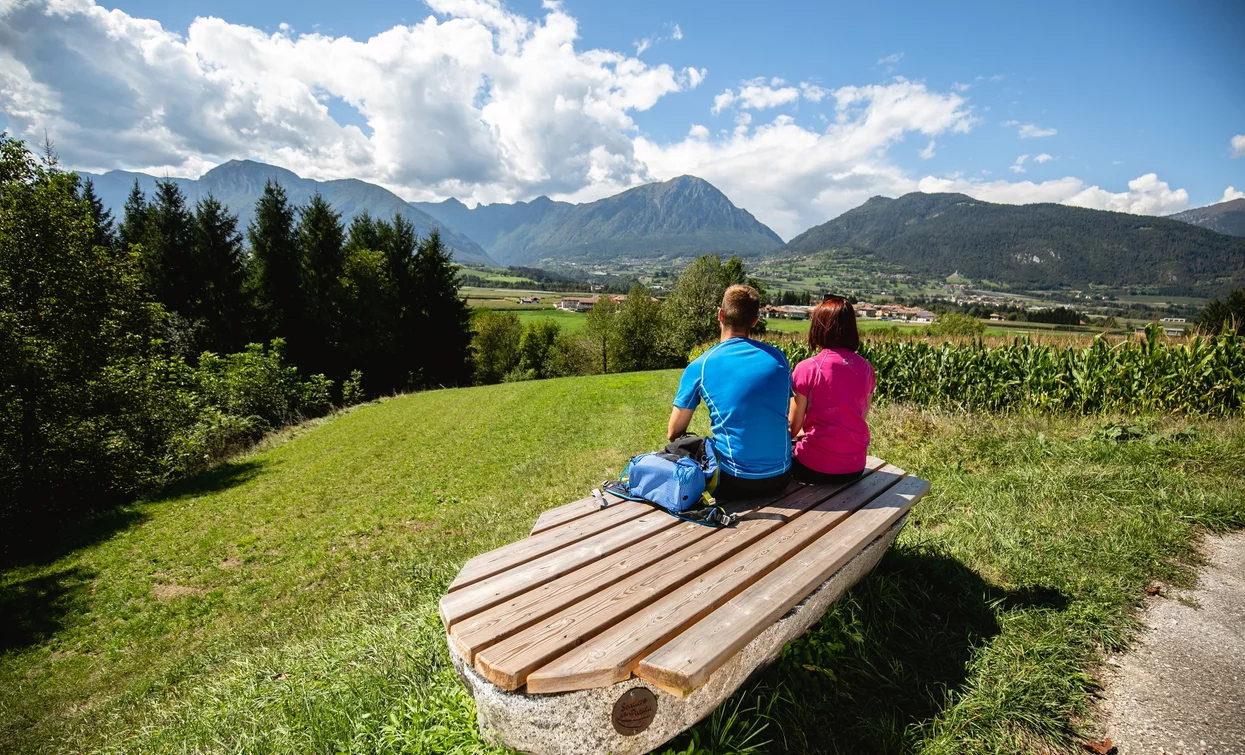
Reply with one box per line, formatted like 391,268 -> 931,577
808,297 -> 860,351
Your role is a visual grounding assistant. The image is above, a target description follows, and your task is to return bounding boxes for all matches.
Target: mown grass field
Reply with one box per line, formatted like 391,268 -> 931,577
2,373 -> 1242,754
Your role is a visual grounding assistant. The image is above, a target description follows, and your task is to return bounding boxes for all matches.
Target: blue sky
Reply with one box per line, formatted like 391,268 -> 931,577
1,0 -> 1242,237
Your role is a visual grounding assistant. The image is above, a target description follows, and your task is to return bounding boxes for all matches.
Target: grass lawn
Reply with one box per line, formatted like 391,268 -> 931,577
2,373 -> 1242,754
512,308 -> 587,333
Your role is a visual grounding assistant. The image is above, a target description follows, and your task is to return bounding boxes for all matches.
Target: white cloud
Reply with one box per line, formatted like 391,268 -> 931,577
1223,186 -> 1245,202
919,172 -> 1189,216
710,90 -> 737,115
919,140 -> 936,160
0,0 -> 1196,238
1009,154 -> 1029,173
1033,153 -> 1054,163
799,81 -> 828,102
1232,134 -> 1245,158
952,81 -> 971,92
0,0 -> 703,200
1002,120 -> 1057,138
636,78 -> 976,236
877,52 -> 903,66
634,21 -> 683,56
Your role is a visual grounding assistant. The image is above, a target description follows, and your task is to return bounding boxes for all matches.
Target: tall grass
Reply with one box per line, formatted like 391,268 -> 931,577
695,325 -> 1245,416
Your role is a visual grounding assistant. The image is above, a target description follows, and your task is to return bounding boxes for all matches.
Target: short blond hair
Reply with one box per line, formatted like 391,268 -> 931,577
721,285 -> 760,330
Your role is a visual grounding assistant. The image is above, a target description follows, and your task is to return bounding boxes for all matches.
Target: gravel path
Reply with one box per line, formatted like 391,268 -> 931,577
1098,531 -> 1245,755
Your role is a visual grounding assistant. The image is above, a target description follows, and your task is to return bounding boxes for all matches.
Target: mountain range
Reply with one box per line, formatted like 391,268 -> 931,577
413,175 -> 783,265
81,161 -> 497,265
1167,198 -> 1245,238
780,192 -> 1245,295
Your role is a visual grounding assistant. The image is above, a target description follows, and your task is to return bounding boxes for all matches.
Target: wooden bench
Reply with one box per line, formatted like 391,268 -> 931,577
442,458 -> 929,755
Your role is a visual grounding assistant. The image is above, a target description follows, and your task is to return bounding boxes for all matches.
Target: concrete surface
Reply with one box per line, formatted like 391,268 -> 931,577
450,516 -> 906,755
1099,531 -> 1245,755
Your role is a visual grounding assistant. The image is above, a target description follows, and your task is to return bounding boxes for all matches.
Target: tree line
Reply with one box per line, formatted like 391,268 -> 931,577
0,134 -> 471,530
468,254 -> 766,383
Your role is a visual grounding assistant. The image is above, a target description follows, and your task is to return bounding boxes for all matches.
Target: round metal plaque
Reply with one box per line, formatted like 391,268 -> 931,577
612,687 -> 658,736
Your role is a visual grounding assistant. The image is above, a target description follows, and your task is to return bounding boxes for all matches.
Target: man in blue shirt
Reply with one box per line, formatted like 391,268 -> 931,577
668,285 -> 793,500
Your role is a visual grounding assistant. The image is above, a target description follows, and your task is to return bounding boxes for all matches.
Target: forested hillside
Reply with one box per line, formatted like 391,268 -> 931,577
1168,198 -> 1245,237
82,160 -> 496,265
416,175 -> 783,265
780,192 -> 1245,294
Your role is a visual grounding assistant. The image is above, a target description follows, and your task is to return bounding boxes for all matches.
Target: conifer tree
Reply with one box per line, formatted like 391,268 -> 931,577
296,193 -> 346,377
191,196 -> 249,353
144,180 -> 196,318
118,179 -> 149,251
80,178 -> 116,250
247,180 -> 303,347
412,229 -> 473,387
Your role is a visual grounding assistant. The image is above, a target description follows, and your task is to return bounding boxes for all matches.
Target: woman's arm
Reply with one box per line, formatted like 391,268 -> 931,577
788,393 -> 808,439
668,406 -> 694,442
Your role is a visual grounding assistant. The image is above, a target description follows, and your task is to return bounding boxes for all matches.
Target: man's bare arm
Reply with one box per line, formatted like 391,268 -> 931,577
668,406 -> 694,441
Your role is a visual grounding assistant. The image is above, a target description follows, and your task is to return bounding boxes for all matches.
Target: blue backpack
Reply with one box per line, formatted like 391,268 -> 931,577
602,437 -> 735,527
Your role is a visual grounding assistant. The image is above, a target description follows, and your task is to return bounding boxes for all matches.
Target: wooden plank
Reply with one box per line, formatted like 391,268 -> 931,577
470,476 -> 869,690
637,475 -> 931,696
449,520 -> 717,663
529,490 -> 627,536
441,509 -> 681,629
455,464 -> 889,663
475,468 -> 901,691
522,466 -> 907,694
447,500 -> 652,593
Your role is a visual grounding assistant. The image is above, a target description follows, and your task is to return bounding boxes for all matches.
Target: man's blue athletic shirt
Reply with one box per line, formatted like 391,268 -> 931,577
672,337 -> 792,480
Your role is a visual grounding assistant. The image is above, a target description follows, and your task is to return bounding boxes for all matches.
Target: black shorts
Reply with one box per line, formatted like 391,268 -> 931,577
790,457 -> 865,486
711,468 -> 793,501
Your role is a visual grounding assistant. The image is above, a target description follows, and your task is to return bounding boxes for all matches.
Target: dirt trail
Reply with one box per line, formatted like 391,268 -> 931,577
1098,531 -> 1245,755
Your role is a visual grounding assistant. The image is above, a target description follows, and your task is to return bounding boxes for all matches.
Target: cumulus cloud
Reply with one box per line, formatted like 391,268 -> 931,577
1223,186 -> 1245,202
0,0 -> 1197,237
1232,134 -> 1245,158
877,52 -> 903,72
1003,120 -> 1057,138
0,0 -> 703,201
1033,153 -> 1054,163
919,172 -> 1189,216
1009,154 -> 1029,173
637,78 -> 976,236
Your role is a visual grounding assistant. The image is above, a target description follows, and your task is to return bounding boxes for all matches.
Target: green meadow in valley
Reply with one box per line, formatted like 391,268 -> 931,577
2,371 -> 1242,755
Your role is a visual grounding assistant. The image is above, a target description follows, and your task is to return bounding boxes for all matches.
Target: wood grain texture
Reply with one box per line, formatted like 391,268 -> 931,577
449,521 -> 715,663
469,475 -> 869,690
447,500 -> 651,593
529,490 -> 627,536
521,466 -> 907,693
636,475 -> 931,696
440,509 -> 680,630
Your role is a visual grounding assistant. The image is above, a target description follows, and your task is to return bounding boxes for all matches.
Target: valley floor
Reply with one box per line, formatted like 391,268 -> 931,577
1,372 -> 1242,754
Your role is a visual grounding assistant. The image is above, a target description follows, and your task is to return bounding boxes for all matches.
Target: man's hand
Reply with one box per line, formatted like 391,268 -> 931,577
668,406 -> 694,442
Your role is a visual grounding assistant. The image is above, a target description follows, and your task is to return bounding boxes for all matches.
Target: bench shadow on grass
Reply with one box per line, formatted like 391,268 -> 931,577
672,545 -> 1070,755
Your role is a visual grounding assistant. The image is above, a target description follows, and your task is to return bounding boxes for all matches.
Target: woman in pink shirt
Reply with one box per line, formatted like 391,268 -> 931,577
788,297 -> 876,484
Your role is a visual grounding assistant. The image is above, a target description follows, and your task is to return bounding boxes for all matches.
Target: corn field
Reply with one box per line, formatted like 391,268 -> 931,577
696,325 -> 1245,416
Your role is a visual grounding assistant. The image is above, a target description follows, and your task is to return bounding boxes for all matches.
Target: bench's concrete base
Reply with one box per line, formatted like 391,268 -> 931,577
449,514 -> 907,755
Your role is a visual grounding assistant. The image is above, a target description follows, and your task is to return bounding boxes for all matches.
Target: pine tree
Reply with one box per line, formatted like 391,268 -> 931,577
191,195 -> 249,353
247,180 -> 303,347
80,178 -> 116,250
413,229 -> 473,388
118,179 -> 149,251
145,179 -> 196,317
296,193 -> 346,377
